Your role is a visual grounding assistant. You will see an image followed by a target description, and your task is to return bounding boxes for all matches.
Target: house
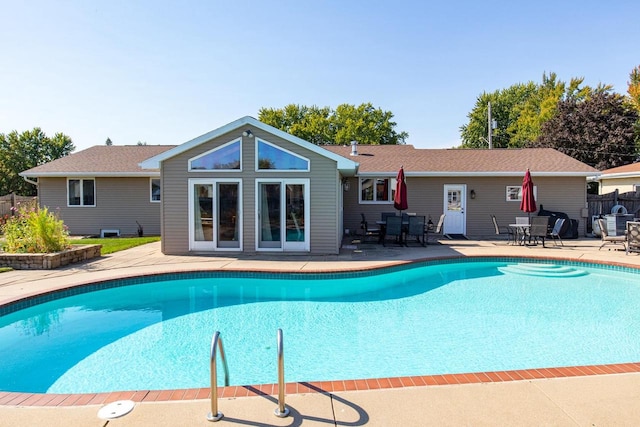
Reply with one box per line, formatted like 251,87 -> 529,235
21,116 -> 599,254
322,144 -> 598,240
19,145 -> 174,237
596,163 -> 640,194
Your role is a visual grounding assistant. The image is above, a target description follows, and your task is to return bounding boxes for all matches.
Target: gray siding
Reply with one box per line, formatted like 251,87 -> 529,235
161,126 -> 340,255
343,176 -> 588,237
38,177 -> 161,236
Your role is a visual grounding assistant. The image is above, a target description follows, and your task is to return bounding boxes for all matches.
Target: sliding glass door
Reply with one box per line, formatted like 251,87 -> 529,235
189,179 -> 241,251
257,179 -> 309,251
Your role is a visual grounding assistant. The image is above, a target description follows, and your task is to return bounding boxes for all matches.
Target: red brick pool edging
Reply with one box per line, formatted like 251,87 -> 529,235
3,254 -> 640,407
2,362 -> 639,407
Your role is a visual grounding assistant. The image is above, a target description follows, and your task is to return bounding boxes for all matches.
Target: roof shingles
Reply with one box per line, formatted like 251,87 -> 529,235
21,144 -> 598,177
322,145 -> 598,174
21,145 -> 176,176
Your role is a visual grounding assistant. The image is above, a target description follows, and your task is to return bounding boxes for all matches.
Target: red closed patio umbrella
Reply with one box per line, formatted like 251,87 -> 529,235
520,169 -> 536,220
394,166 -> 408,213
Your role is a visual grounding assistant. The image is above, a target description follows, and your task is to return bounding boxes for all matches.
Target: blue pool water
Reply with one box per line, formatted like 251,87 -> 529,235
2,259 -> 640,394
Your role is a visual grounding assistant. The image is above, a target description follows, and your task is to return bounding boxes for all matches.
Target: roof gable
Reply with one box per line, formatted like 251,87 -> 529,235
139,116 -> 359,173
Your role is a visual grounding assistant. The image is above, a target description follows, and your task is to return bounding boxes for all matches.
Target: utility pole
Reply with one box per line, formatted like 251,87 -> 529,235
487,102 -> 493,150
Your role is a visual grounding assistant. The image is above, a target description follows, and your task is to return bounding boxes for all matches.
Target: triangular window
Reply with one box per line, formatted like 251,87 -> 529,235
256,139 -> 309,171
190,139 -> 241,171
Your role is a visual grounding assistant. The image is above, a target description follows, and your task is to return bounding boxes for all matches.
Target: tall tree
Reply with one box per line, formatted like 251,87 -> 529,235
628,65 -> 640,111
258,103 -> 408,145
460,82 -> 537,148
0,128 -> 75,196
530,92 -> 638,170
460,73 -> 610,148
105,137 -> 113,146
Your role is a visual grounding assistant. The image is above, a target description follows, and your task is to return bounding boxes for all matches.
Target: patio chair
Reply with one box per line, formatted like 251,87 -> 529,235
406,215 -> 427,246
627,221 -> 640,255
381,212 -> 397,222
383,215 -> 404,246
548,218 -> 565,246
528,216 -> 550,247
490,215 -> 515,244
360,213 -> 381,243
597,218 -> 626,251
427,214 -> 446,243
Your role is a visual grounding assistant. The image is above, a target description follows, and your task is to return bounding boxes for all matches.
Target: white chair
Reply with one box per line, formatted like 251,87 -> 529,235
427,214 -> 446,243
548,218 -> 565,246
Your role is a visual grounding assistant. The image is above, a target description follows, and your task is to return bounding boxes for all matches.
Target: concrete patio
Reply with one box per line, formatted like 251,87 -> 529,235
1,236 -> 640,426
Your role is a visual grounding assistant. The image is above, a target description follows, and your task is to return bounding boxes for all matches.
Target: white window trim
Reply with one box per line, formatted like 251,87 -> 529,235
188,178 -> 243,252
358,177 -> 395,204
150,178 -> 161,203
506,185 -> 537,202
66,178 -> 96,207
255,178 -> 310,252
188,138 -> 242,172
255,138 -> 310,172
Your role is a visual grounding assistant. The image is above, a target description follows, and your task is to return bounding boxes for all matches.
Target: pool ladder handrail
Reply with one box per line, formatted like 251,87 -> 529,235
207,331 -> 229,422
206,329 -> 289,422
274,328 -> 290,418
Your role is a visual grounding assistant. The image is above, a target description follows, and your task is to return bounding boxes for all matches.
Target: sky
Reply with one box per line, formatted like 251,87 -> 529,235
1,0 -> 639,152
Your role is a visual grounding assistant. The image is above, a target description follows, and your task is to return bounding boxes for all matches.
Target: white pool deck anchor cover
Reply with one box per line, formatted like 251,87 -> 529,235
97,399 -> 135,420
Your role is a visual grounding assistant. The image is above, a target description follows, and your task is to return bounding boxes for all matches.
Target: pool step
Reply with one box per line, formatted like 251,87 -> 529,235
498,263 -> 588,278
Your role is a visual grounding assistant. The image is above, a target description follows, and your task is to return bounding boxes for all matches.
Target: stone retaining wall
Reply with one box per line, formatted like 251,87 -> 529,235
0,245 -> 102,270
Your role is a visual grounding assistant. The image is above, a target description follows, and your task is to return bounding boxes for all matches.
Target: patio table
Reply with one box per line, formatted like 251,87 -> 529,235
509,223 -> 531,246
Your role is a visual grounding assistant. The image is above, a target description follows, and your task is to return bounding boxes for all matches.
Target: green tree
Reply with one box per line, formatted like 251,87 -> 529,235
628,65 -> 640,111
0,128 -> 75,196
460,82 -> 538,148
258,103 -> 408,145
105,137 -> 113,146
460,73 -> 610,148
530,92 -> 638,170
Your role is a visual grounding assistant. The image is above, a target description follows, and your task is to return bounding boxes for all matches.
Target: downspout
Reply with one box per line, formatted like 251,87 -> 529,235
22,176 -> 38,186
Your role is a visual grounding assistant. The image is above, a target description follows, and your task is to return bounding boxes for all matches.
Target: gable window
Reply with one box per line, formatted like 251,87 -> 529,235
150,178 -> 161,202
256,139 -> 309,171
189,139 -> 241,171
506,185 -> 537,201
360,177 -> 396,203
68,178 -> 95,207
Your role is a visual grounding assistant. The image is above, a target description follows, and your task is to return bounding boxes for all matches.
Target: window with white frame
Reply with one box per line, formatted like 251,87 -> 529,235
68,178 -> 95,206
189,139 -> 241,171
256,139 -> 309,171
151,178 -> 161,202
506,185 -> 537,201
360,177 -> 396,203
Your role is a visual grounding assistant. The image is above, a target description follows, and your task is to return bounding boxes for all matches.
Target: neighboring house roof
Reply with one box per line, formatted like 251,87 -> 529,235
597,162 -> 640,180
138,116 -> 360,174
20,145 -> 175,178
323,145 -> 599,177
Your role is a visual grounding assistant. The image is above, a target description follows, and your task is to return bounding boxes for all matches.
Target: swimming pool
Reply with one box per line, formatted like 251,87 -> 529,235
1,258 -> 640,394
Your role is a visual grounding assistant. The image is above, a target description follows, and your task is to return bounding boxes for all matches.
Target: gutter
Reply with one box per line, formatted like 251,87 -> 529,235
22,176 -> 38,186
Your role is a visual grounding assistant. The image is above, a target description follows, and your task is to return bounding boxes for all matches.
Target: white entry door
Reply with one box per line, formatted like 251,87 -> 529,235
443,184 -> 466,235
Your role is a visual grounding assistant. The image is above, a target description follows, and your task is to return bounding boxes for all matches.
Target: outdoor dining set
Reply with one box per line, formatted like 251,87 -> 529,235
360,212 -> 445,247
492,215 -> 565,247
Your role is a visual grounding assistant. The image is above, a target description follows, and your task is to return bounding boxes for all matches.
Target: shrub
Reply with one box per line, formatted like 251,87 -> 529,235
1,205 -> 69,253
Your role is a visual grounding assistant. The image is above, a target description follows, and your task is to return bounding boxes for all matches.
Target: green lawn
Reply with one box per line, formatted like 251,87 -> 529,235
72,236 -> 161,255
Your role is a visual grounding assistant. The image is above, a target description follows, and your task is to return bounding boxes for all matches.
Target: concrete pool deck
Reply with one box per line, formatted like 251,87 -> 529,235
2,236 -> 640,426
